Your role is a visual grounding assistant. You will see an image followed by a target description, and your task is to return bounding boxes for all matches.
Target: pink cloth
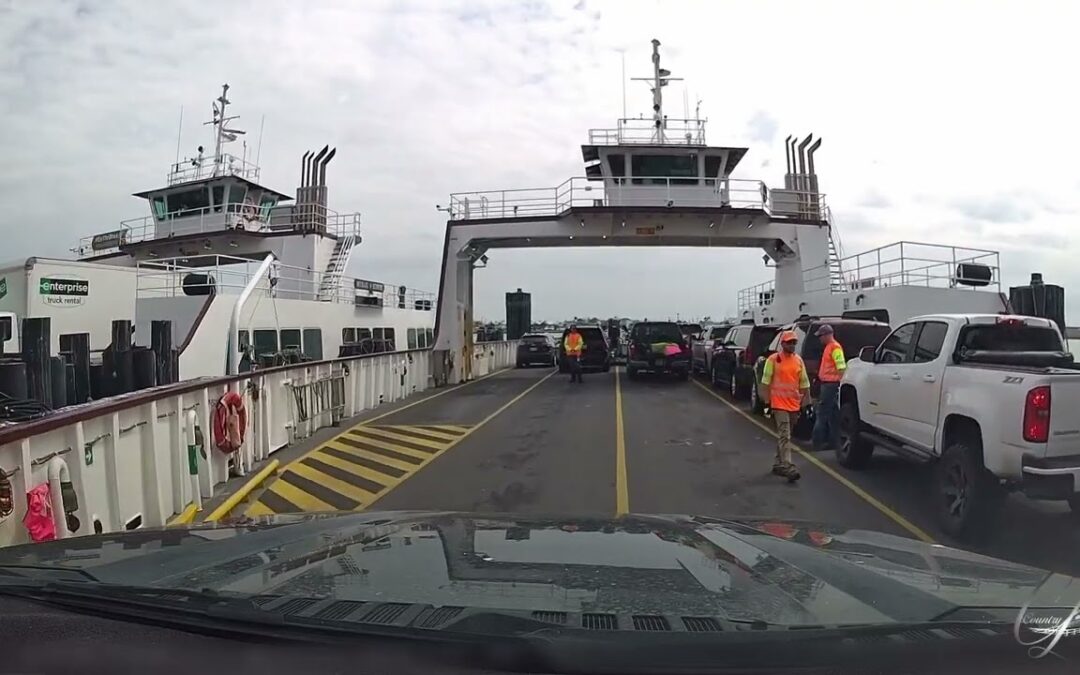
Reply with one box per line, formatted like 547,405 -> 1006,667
23,483 -> 55,542
663,343 -> 683,356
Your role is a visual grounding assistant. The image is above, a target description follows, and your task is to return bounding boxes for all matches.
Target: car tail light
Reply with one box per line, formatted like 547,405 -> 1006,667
743,349 -> 754,365
1023,386 -> 1051,443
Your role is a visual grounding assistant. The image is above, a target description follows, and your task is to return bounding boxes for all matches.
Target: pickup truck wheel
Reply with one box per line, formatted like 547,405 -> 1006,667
677,370 -> 690,382
729,372 -> 739,398
627,366 -> 639,380
710,363 -> 721,388
936,441 -> 1004,540
836,400 -> 873,469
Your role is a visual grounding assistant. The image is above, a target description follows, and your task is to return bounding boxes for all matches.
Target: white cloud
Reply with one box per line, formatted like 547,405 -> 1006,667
2,0 -> 1079,322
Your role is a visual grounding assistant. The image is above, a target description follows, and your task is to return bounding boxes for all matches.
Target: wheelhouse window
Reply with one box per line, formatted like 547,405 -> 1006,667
631,154 -> 699,185
608,154 -> 625,177
151,196 -> 167,220
408,328 -> 418,349
253,329 -> 278,355
302,329 -> 323,360
212,185 -> 225,213
280,329 -> 301,350
342,327 -> 356,343
166,188 -> 210,215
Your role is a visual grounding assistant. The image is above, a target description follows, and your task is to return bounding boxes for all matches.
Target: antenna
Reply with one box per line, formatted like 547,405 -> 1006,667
174,105 -> 184,168
255,114 -> 266,168
631,39 -> 682,143
620,49 -> 627,119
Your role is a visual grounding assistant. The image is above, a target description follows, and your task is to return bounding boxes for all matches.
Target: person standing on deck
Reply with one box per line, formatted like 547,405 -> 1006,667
564,325 -> 586,384
812,324 -> 846,452
759,331 -> 809,482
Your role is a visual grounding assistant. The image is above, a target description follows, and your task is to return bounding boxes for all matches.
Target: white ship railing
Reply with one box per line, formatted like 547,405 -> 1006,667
802,241 -> 1001,295
737,241 -> 1002,312
0,341 -> 519,548
75,205 -> 362,258
588,117 -> 708,146
135,254 -> 436,309
168,152 -> 260,185
448,177 -> 827,221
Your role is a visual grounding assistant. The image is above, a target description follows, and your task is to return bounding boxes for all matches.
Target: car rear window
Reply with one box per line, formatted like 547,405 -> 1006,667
521,335 -> 548,344
804,323 -> 891,361
958,325 -> 1064,352
748,326 -> 779,353
634,323 -> 683,342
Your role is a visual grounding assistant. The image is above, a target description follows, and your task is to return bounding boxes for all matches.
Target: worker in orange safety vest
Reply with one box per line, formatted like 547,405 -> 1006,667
759,331 -> 809,482
564,325 -> 586,383
812,324 -> 846,452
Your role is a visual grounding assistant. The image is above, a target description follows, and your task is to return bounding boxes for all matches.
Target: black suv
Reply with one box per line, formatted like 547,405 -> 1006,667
627,321 -> 691,380
558,325 -> 611,373
710,323 -> 780,399
515,334 -> 556,367
751,317 -> 892,434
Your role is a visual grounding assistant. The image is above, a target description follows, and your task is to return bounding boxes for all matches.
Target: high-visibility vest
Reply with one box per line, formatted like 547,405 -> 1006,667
564,332 -> 584,356
818,339 -> 847,383
762,352 -> 809,412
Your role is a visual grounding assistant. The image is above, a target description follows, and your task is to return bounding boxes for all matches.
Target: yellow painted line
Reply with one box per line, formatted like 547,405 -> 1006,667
204,459 -> 281,522
287,460 -> 380,505
690,379 -> 936,544
310,449 -> 407,488
264,478 -> 339,513
167,502 -> 199,526
324,439 -> 418,473
341,432 -> 435,461
355,426 -> 450,451
394,425 -> 463,442
362,369 -> 559,511
245,500 -> 274,517
615,366 -> 629,516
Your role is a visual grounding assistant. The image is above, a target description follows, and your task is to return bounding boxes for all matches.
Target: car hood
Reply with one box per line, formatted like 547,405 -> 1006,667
0,512 -> 1074,627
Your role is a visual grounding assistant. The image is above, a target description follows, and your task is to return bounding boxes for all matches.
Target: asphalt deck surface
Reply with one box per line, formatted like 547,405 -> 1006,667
240,365 -> 1080,577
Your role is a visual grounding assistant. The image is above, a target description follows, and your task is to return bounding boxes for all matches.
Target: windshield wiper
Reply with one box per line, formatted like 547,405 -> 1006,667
0,563 -> 99,583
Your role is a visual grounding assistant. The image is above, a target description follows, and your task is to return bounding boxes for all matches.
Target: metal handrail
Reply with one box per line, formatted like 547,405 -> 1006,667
75,204 -> 361,258
801,241 -> 1001,294
168,152 -> 260,185
447,176 -> 827,221
587,117 -> 708,146
135,254 -> 435,308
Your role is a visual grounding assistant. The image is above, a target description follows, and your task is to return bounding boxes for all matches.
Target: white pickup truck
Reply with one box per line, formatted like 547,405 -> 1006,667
839,314 -> 1080,539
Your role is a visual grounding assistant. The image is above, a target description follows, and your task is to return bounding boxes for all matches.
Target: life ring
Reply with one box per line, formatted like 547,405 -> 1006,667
213,391 -> 247,454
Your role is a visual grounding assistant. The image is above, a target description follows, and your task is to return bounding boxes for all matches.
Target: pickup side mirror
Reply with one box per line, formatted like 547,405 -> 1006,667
858,346 -> 877,363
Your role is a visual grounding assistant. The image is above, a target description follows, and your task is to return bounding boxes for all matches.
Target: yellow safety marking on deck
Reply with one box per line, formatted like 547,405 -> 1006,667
324,439 -> 419,473
261,477 -> 339,513
690,379 -> 936,544
350,426 -> 450,451
287,460 -> 379,505
244,367 -> 556,517
615,366 -> 630,516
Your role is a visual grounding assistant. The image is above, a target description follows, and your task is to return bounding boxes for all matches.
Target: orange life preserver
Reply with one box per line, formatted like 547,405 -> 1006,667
213,391 -> 247,454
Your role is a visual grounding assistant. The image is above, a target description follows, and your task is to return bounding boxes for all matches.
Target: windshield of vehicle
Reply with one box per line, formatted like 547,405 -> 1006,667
633,322 -> 684,342
959,324 -> 1065,352
803,323 -> 891,362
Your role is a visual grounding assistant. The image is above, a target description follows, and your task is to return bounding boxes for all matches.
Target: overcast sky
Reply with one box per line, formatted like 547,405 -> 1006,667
3,0 -> 1079,323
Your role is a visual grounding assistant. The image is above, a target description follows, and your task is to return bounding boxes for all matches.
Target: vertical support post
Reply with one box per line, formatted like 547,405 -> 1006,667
186,409 -> 202,509
140,401 -> 164,526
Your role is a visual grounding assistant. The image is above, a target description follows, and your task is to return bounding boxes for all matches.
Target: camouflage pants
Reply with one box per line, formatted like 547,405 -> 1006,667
772,410 -> 798,466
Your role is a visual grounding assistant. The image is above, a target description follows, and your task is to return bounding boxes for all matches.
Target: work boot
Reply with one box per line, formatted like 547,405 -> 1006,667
771,459 -> 786,476
781,462 -> 801,483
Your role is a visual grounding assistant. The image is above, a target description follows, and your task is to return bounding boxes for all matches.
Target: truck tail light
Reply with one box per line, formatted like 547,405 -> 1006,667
1023,386 -> 1051,443
743,349 -> 754,365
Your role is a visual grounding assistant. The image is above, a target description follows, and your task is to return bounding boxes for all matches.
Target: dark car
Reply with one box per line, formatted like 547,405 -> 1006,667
751,317 -> 892,433
710,323 -> 781,399
627,321 -> 691,380
515,333 -> 556,367
558,325 -> 610,373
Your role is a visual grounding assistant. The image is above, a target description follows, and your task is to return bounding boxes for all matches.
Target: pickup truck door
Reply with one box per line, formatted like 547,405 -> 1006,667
893,321 -> 949,451
865,322 -> 919,442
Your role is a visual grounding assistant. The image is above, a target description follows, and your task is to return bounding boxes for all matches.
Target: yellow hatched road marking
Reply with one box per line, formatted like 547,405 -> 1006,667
324,440 -> 419,473
264,479 -> 338,513
288,460 -> 380,505
394,425 -> 464,442
308,449 -> 407,489
245,500 -> 274,518
353,426 -> 448,451
341,432 -> 434,461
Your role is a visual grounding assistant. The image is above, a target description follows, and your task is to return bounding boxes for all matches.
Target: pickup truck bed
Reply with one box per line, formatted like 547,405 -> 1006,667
840,314 -> 1080,540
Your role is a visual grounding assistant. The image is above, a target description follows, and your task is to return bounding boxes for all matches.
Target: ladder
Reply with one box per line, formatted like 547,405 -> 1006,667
317,234 -> 356,301
827,227 -> 846,293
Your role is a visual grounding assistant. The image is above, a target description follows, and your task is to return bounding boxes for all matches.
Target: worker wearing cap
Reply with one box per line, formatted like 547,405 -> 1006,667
812,324 -> 846,452
760,331 -> 810,481
564,325 -> 586,384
